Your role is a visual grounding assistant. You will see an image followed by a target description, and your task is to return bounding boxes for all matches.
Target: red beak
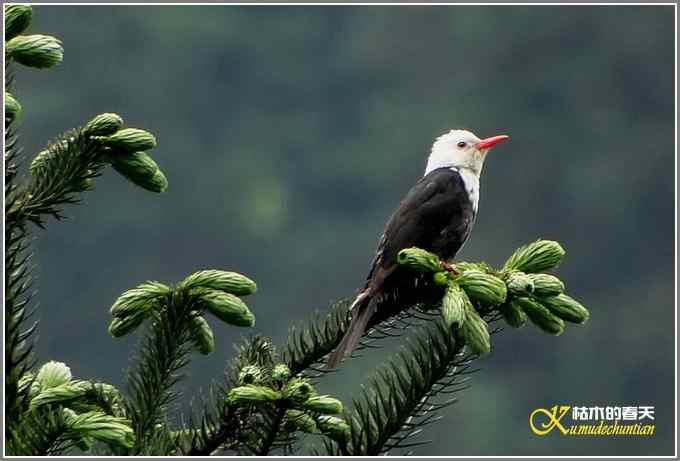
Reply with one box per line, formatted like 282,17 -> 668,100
477,134 -> 509,149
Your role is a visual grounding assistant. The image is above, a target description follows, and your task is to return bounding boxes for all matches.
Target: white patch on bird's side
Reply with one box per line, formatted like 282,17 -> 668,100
456,167 -> 480,213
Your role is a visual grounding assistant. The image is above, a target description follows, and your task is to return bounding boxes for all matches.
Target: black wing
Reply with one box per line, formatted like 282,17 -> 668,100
365,167 -> 475,289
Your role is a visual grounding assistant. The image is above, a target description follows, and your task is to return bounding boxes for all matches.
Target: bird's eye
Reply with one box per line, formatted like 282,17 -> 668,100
457,141 -> 467,148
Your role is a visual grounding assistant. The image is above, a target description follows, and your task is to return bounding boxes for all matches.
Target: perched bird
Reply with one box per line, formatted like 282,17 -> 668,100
327,129 -> 509,369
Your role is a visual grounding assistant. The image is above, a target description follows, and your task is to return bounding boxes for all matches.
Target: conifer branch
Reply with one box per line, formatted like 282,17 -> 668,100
315,320 -> 476,456
123,291 -> 195,454
4,112 -> 37,434
5,406 -> 71,455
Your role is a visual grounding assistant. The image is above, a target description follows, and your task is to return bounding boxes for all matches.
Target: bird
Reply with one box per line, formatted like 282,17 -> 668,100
326,129 -> 509,369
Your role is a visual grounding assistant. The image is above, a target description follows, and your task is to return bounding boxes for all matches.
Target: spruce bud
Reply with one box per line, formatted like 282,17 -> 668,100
18,373 -> 41,400
498,301 -> 528,328
514,297 -> 565,335
397,247 -> 442,273
528,273 -> 565,298
505,271 -> 535,297
284,410 -> 317,433
100,128 -> 157,152
456,269 -> 507,305
455,261 -> 493,273
5,5 -> 33,41
503,240 -> 565,273
108,309 -> 150,337
29,149 -> 51,175
6,34 -> 63,68
441,283 -> 469,328
192,288 -> 255,327
272,363 -> 291,382
460,307 -> 491,355
302,395 -> 343,414
37,361 -> 72,389
283,378 -> 316,404
181,270 -> 257,296
316,415 -> 351,443
108,151 -> 167,193
227,385 -> 280,405
30,380 -> 90,409
189,312 -> 215,355
238,365 -> 264,385
433,271 -> 450,287
5,92 -> 21,121
541,294 -> 590,324
83,113 -> 124,136
110,281 -> 169,318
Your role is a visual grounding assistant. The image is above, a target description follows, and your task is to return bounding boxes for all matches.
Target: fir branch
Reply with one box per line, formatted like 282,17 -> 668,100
183,336 -> 279,456
4,121 -> 37,432
282,299 -> 352,376
7,129 -> 104,227
328,320 -> 478,456
123,290 -> 195,454
6,407 -> 71,456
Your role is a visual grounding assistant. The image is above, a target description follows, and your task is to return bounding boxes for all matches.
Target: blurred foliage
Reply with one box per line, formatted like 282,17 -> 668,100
14,5 -> 675,456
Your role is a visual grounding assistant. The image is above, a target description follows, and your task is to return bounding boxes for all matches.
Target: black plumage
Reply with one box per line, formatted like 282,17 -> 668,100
327,167 -> 476,368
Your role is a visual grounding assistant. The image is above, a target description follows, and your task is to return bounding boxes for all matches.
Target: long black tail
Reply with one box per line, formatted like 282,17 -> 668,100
326,291 -> 375,369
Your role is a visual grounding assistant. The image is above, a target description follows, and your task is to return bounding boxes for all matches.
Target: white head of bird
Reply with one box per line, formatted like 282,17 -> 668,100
424,129 -> 509,177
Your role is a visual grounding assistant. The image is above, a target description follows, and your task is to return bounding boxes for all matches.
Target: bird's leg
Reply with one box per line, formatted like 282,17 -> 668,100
442,261 -> 460,275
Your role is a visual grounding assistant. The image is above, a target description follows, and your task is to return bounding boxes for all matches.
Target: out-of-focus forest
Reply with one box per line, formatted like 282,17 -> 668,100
12,5 -> 674,456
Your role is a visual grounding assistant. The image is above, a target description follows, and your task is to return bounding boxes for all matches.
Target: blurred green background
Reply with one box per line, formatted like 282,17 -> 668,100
13,5 -> 675,456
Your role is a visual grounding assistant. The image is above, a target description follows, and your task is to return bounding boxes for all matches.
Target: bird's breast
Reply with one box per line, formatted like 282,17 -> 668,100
452,167 -> 480,213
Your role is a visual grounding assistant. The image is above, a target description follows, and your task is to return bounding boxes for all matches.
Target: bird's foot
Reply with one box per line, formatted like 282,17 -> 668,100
442,262 -> 460,275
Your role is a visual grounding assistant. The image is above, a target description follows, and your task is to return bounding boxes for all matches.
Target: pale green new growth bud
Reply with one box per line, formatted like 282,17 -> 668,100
108,309 -> 150,337
283,378 -> 316,404
108,151 -> 167,193
272,363 -> 291,382
62,407 -> 78,420
110,281 -> 169,318
514,297 -> 565,335
227,385 -> 281,405
302,395 -> 343,414
192,288 -> 255,327
84,113 -> 124,136
77,174 -> 94,192
397,247 -> 442,273
37,361 -> 72,389
316,415 -> 351,443
29,149 -> 50,175
238,365 -> 263,385
189,312 -> 215,355
498,301 -> 528,328
5,5 -> 33,41
503,240 -> 565,273
30,380 -> 90,409
284,409 -> 317,433
505,271 -> 535,297
100,128 -> 157,152
455,261 -> 493,273
432,271 -> 450,287
18,373 -> 42,401
181,270 -> 257,296
461,307 -> 491,355
528,273 -> 565,298
441,283 -> 469,328
6,34 -> 63,68
5,92 -> 21,121
64,411 -> 134,449
456,269 -> 507,306
541,294 -> 589,324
